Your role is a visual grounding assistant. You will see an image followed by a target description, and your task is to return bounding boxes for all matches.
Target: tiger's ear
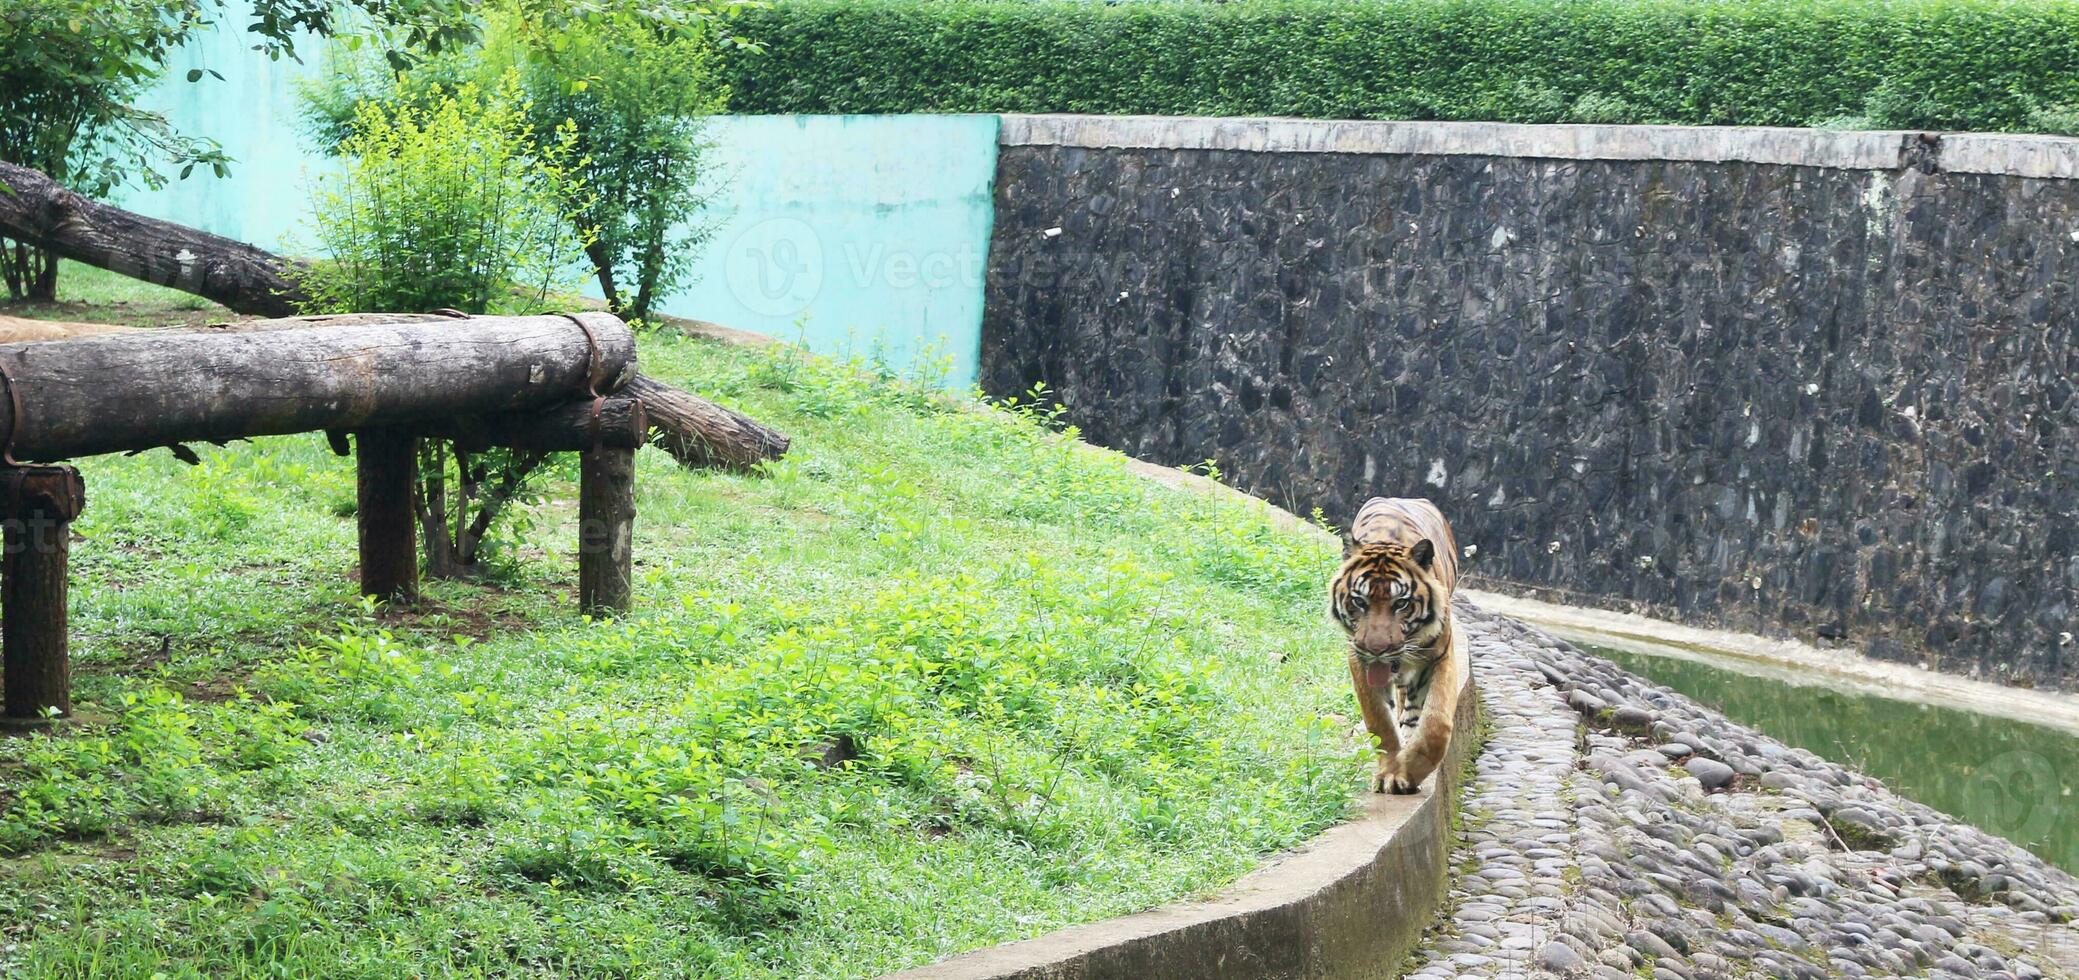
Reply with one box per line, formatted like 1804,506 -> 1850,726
1409,538 -> 1436,569
1341,528 -> 1358,557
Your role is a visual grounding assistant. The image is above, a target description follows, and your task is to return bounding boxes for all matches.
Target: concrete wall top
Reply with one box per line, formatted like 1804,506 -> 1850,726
999,114 -> 2079,179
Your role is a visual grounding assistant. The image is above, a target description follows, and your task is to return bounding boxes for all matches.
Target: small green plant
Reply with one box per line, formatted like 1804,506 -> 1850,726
2024,98 -> 2079,135
295,71 -> 588,317
300,3 -> 739,325
1569,93 -> 1641,125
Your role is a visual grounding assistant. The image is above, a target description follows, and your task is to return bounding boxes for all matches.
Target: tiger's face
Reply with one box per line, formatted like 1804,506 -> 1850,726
1330,537 -> 1444,683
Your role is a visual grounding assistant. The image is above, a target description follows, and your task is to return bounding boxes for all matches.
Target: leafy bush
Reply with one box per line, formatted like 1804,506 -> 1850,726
722,0 -> 2079,133
296,72 -> 589,578
301,4 -> 736,325
296,72 -> 587,316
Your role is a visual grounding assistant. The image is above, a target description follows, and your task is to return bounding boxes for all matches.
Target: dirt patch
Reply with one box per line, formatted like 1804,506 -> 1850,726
184,675 -> 244,704
374,591 -> 536,643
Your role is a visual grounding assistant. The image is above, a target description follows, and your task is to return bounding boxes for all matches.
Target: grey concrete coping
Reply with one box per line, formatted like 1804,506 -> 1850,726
999,114 -> 2079,179
1939,132 -> 2079,179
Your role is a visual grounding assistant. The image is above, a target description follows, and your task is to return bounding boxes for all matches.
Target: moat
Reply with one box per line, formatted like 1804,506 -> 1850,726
1589,643 -> 2079,874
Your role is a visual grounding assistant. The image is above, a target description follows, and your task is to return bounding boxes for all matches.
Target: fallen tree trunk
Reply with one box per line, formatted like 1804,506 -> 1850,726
0,313 -> 635,462
0,160 -> 304,317
0,161 -> 788,470
625,375 -> 791,471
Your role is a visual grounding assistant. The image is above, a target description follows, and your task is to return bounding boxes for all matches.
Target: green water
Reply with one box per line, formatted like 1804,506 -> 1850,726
1586,644 -> 2079,874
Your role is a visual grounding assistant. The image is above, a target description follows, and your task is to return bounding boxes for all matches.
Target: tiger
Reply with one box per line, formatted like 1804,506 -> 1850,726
1329,496 -> 1464,794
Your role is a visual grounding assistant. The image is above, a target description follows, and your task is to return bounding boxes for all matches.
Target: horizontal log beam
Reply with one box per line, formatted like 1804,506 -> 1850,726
0,313 -> 636,462
419,394 -> 648,452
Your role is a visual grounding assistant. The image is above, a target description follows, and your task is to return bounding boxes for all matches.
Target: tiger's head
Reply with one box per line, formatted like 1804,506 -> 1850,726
1330,534 -> 1446,685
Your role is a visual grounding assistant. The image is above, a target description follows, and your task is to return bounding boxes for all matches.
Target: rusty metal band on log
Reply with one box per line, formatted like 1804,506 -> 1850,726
0,312 -> 637,462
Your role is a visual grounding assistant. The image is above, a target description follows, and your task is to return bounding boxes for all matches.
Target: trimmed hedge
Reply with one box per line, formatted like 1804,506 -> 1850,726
721,0 -> 2079,132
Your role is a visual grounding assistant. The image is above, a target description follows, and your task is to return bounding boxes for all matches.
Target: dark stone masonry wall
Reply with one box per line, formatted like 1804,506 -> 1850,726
981,118 -> 2079,689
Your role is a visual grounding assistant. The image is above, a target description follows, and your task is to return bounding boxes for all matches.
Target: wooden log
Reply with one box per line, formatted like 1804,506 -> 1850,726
626,374 -> 790,472
1,466 -> 84,723
0,161 -> 787,472
417,393 -> 647,453
0,160 -> 304,317
579,445 -> 636,615
356,429 -> 419,604
230,318 -> 785,469
0,312 -> 636,462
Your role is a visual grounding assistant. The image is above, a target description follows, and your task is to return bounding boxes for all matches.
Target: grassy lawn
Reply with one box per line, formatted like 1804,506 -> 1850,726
1,262 -> 228,328
0,302 -> 1363,977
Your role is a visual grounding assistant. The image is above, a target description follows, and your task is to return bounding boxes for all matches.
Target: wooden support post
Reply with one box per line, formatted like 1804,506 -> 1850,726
2,466 -> 84,724
578,445 -> 636,615
356,429 -> 419,604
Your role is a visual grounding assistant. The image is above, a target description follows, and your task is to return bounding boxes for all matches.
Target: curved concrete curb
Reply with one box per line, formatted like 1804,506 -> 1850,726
887,671 -> 1477,980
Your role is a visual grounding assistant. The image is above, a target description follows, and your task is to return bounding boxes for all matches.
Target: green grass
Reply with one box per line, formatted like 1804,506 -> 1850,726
0,331 -> 1363,977
2,261 -> 222,328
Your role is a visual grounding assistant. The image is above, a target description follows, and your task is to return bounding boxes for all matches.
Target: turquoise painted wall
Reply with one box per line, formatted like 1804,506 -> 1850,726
118,24 -> 333,251
668,114 -> 998,386
112,27 -> 998,387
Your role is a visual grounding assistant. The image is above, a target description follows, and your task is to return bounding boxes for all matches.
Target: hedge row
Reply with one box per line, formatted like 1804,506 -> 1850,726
720,0 -> 2079,133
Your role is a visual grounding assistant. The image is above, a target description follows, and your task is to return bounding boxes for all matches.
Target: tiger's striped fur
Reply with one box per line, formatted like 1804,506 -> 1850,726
1329,497 -> 1464,794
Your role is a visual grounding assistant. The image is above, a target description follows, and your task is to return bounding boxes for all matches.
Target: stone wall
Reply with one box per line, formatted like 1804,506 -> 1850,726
981,116 -> 2079,689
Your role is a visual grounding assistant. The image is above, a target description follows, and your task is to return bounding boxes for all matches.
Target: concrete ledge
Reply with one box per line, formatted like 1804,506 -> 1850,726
1938,132 -> 2079,180
1000,114 -> 2079,179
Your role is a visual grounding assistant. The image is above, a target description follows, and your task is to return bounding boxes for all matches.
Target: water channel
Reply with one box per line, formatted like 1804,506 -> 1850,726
1585,643 -> 2079,874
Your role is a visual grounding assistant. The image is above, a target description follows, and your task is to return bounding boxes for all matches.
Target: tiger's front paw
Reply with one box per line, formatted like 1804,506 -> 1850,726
1371,759 -> 1402,794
